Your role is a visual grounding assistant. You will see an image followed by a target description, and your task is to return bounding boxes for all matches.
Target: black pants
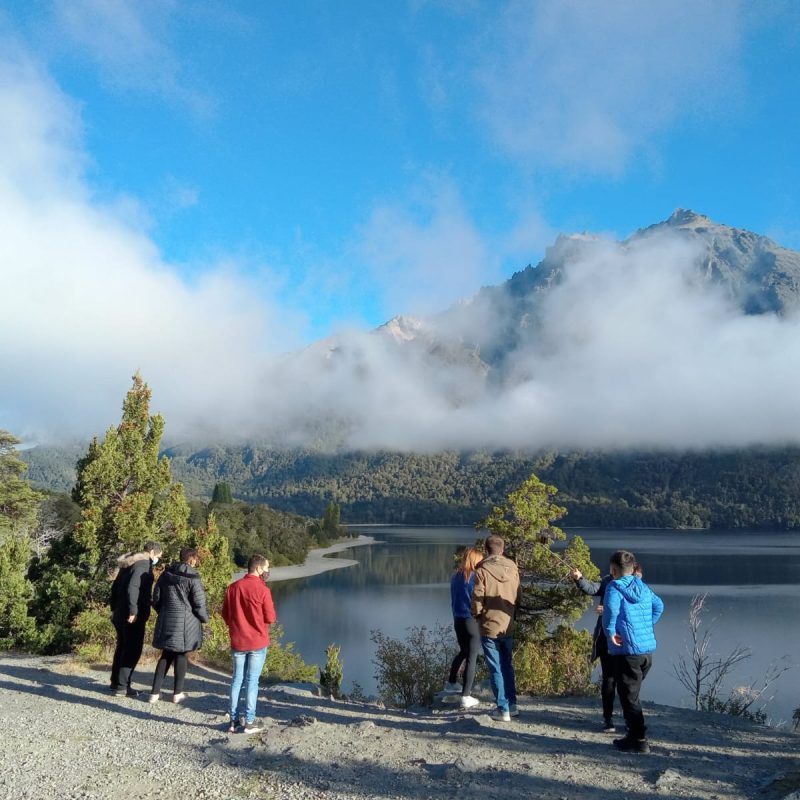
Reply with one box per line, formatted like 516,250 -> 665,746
612,653 -> 653,739
599,653 -> 616,719
110,618 -> 147,691
448,616 -> 482,695
152,650 -> 189,695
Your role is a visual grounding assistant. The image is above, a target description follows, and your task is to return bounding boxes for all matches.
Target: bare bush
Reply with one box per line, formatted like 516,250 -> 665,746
673,594 -> 792,723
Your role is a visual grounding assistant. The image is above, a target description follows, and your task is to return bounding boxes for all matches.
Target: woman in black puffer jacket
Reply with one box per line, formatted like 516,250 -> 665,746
148,547 -> 210,704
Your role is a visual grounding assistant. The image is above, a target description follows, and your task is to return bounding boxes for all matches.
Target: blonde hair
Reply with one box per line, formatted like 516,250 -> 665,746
457,546 -> 484,582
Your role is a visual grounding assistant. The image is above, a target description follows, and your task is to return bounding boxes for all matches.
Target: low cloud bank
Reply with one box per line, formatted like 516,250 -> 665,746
3,45 -> 800,453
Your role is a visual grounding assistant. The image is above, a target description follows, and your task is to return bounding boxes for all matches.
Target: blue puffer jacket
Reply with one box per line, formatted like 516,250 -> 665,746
603,576 -> 664,656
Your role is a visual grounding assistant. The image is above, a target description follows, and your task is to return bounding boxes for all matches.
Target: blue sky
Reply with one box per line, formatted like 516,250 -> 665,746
2,1 -> 800,441
3,1 -> 800,339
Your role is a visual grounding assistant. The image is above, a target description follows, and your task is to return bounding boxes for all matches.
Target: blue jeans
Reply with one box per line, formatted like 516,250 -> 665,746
229,647 -> 267,724
481,635 -> 516,712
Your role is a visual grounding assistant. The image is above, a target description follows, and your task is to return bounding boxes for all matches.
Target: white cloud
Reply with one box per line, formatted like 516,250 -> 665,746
0,48 -> 296,441
356,176 -> 500,316
474,0 -> 744,173
49,0 -> 210,111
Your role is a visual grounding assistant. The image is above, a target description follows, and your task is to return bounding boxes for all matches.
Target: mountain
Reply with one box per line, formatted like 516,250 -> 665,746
22,211 -> 800,528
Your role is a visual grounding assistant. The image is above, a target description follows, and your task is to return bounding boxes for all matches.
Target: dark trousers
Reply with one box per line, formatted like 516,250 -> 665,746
612,653 -> 653,739
152,650 -> 189,695
110,618 -> 146,691
599,653 -> 616,719
448,616 -> 481,695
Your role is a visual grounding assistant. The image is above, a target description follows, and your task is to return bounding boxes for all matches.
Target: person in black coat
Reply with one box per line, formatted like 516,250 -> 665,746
570,560 -> 643,732
109,541 -> 163,696
148,547 -> 210,704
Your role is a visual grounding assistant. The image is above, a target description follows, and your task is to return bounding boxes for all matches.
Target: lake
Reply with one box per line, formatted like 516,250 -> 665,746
269,527 -> 800,722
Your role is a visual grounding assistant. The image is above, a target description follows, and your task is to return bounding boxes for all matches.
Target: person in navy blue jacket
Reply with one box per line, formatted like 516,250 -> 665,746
603,550 -> 664,753
445,546 -> 484,709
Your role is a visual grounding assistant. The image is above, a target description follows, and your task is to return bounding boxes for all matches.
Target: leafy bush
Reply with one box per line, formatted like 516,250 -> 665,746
72,603 -> 117,662
371,624 -> 454,708
514,625 -> 593,696
198,613 -> 316,683
319,643 -> 343,697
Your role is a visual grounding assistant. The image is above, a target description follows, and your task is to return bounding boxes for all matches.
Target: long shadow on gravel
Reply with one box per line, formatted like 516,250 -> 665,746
198,741 -> 682,800
0,666 -> 212,729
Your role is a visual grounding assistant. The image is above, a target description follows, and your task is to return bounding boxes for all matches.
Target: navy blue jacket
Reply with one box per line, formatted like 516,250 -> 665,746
603,576 -> 664,656
575,574 -> 613,661
450,571 -> 476,619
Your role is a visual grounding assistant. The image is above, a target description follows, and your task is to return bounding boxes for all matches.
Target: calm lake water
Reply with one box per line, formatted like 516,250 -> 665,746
270,527 -> 800,722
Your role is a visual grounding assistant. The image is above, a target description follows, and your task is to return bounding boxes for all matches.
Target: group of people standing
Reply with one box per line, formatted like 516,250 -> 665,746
447,537 -> 664,753
108,534 -> 664,751
108,542 -> 277,734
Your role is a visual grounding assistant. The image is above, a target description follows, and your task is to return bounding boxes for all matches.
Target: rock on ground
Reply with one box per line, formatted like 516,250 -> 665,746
0,653 -> 797,800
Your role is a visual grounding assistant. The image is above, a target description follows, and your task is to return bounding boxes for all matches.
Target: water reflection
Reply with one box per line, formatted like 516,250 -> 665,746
270,527 -> 800,721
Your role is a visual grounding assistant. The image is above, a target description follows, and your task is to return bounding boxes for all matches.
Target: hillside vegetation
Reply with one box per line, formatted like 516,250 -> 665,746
24,444 -> 800,530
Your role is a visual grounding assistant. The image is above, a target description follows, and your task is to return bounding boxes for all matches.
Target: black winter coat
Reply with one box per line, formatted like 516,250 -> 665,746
575,574 -> 613,661
110,552 -> 155,625
152,563 -> 210,653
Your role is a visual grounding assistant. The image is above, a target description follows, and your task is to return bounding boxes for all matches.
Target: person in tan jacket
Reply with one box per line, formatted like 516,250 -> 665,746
471,534 -> 521,722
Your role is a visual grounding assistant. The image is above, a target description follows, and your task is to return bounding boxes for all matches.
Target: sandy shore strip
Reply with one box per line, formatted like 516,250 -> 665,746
264,535 -> 375,583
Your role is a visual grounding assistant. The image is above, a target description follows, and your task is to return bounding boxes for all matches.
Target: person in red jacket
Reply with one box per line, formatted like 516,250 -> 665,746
221,554 -> 276,733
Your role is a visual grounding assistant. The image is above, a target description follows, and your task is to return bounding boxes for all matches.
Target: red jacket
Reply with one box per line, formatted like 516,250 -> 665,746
221,574 -> 277,651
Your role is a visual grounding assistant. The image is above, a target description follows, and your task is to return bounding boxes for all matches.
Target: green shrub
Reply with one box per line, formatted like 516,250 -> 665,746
72,603 -> 116,662
197,613 -> 316,683
371,624 -> 454,708
514,625 -> 594,696
319,643 -> 343,697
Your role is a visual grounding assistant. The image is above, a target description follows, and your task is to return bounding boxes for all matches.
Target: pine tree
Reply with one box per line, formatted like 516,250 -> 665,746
322,501 -> 341,537
211,482 -> 233,504
187,512 -> 232,613
479,472 -> 599,694
0,431 -> 42,648
32,374 -> 192,650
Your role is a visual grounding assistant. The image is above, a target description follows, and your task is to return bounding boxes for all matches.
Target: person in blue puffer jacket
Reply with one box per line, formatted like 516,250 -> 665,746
603,549 -> 664,754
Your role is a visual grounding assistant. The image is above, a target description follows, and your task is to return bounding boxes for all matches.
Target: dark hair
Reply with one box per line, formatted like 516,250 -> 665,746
247,554 -> 268,573
609,550 -> 636,575
180,547 -> 199,564
633,561 -> 643,577
144,541 -> 164,555
485,534 -> 504,556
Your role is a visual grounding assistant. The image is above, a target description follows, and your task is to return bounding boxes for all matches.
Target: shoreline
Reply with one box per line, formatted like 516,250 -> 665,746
265,535 -> 376,583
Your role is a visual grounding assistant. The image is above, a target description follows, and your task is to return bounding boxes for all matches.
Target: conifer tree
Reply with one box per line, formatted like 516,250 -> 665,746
211,482 -> 233,504
32,374 -> 193,650
187,512 -> 232,613
479,473 -> 600,694
0,430 -> 42,648
480,473 -> 599,637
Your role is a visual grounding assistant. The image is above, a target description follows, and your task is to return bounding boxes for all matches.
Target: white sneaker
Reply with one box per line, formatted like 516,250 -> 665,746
172,692 -> 187,704
443,681 -> 461,693
509,703 -> 519,717
460,695 -> 480,709
490,707 -> 511,722
147,693 -> 160,704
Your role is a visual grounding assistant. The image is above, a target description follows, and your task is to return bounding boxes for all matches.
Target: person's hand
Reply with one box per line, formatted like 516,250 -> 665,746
611,633 -> 623,646
595,604 -> 603,615
127,614 -> 137,624
569,568 -> 582,581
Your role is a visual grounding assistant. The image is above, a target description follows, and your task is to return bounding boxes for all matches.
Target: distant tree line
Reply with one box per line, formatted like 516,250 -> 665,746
23,439 -> 800,531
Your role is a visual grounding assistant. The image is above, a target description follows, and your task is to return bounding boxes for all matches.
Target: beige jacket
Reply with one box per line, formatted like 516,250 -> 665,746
471,555 -> 521,638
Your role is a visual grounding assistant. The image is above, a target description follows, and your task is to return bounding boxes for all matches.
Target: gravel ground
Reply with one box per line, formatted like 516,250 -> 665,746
0,653 -> 798,800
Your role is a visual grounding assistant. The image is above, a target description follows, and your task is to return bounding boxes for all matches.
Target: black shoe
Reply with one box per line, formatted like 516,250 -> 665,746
613,734 -> 650,753
125,688 -> 140,698
602,717 -> 616,733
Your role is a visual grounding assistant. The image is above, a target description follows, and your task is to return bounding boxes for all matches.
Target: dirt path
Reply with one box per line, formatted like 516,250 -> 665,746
0,653 -> 797,800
